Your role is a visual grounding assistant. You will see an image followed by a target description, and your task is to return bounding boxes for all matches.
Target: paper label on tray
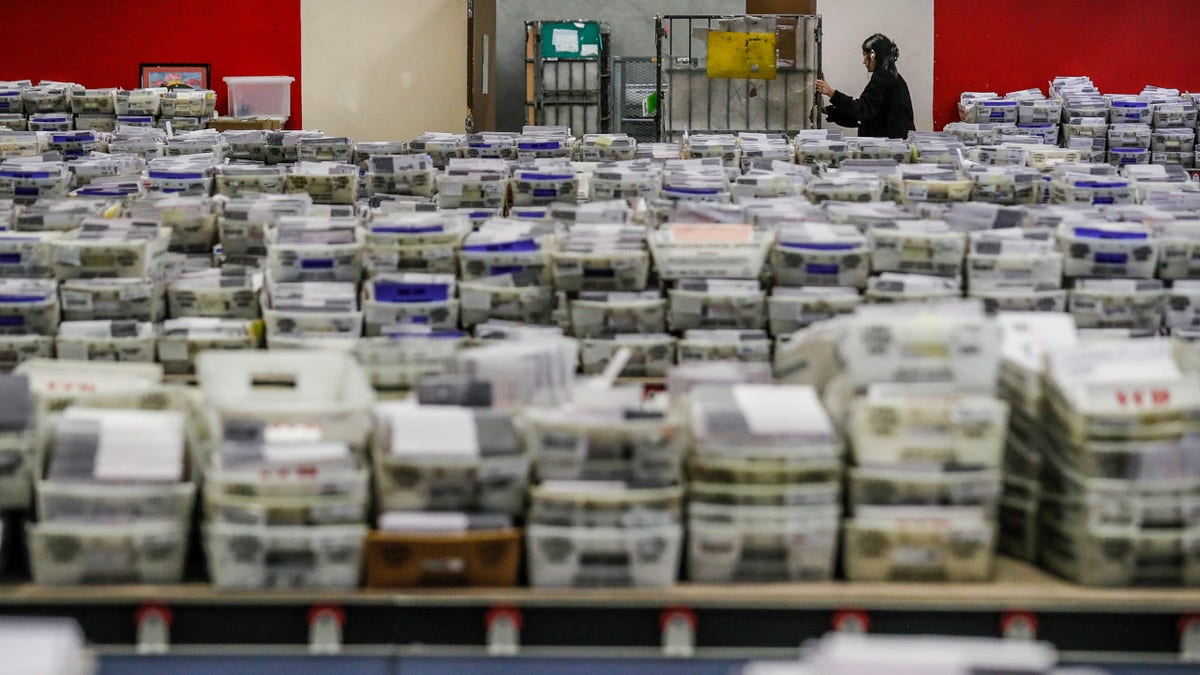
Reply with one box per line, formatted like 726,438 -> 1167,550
379,511 -> 470,533
479,456 -> 527,482
667,223 -> 753,244
892,546 -> 941,567
389,406 -> 479,458
551,28 -> 580,53
157,339 -> 190,363
87,410 -> 185,482
733,385 -> 826,436
263,422 -> 324,445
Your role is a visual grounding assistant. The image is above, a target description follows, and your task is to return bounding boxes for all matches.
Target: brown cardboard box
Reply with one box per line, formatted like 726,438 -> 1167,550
364,528 -> 522,587
207,117 -> 283,132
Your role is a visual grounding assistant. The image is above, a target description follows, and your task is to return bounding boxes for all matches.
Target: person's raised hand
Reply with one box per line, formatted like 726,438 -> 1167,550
814,80 -> 835,97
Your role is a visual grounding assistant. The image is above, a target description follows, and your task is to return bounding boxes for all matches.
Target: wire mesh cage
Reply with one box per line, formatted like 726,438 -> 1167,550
524,20 -> 613,137
655,14 -> 823,141
613,57 -> 659,141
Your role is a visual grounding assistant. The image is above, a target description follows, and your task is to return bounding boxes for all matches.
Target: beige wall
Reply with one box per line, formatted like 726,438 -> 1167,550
301,0 -> 468,140
816,0 -> 934,134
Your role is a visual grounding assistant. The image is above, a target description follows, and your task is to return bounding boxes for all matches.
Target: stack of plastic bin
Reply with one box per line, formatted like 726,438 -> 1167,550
366,402 -> 525,588
196,350 -> 375,588
30,406 -> 194,584
686,383 -> 841,582
1036,340 -> 1200,586
838,301 -> 1007,582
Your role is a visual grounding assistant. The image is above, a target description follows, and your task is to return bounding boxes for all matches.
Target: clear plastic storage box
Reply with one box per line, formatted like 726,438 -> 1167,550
223,76 -> 294,121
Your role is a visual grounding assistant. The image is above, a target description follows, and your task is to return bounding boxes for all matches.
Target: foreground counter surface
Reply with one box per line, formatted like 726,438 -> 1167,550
7,557 -> 1200,665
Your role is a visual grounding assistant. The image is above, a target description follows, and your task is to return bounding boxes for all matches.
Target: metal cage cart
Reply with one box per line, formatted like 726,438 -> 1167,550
655,14 -> 823,140
524,20 -> 613,137
613,56 -> 659,142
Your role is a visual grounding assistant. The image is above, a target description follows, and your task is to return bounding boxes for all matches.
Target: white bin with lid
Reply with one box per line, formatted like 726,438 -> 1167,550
223,76 -> 295,121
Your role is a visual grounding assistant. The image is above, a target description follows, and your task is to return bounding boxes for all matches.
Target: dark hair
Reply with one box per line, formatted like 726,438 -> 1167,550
862,33 -> 900,74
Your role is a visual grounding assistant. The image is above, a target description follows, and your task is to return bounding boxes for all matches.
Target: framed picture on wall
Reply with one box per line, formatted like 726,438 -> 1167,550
139,63 -> 210,89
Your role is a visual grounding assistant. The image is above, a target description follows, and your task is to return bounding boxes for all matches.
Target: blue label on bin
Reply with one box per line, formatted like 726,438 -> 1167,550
1074,226 -> 1144,239
1,171 -> 53,179
805,263 -> 840,275
519,173 -> 573,181
781,242 -> 859,251
518,141 -> 563,150
1094,251 -> 1127,263
387,330 -> 464,340
665,186 -> 720,195
372,225 -> 443,234
461,239 -> 538,253
373,281 -> 451,303
490,265 -> 527,275
300,259 -> 334,270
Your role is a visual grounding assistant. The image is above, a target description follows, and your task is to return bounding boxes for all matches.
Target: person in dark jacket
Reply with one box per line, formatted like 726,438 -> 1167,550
814,33 -> 915,139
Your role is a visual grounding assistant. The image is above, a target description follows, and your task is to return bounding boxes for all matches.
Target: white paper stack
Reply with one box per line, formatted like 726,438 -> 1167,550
790,633 -> 1058,675
448,336 -> 578,408
0,617 -> 95,675
994,312 -> 1078,561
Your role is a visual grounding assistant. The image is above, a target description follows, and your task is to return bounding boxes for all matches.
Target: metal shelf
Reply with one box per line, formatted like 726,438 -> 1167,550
5,557 -> 1200,661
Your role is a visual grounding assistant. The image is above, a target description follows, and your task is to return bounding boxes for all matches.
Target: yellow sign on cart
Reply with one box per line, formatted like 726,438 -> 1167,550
706,31 -> 777,80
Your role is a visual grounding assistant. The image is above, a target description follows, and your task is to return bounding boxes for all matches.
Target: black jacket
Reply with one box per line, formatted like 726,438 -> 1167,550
825,69 -> 915,139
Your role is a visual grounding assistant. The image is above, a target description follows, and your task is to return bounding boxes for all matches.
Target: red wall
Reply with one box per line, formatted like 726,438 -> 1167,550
0,0 -> 302,128
933,0 -> 1200,129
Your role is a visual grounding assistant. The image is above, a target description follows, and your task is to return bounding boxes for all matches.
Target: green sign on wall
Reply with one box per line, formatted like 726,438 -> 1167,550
540,21 -> 602,60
